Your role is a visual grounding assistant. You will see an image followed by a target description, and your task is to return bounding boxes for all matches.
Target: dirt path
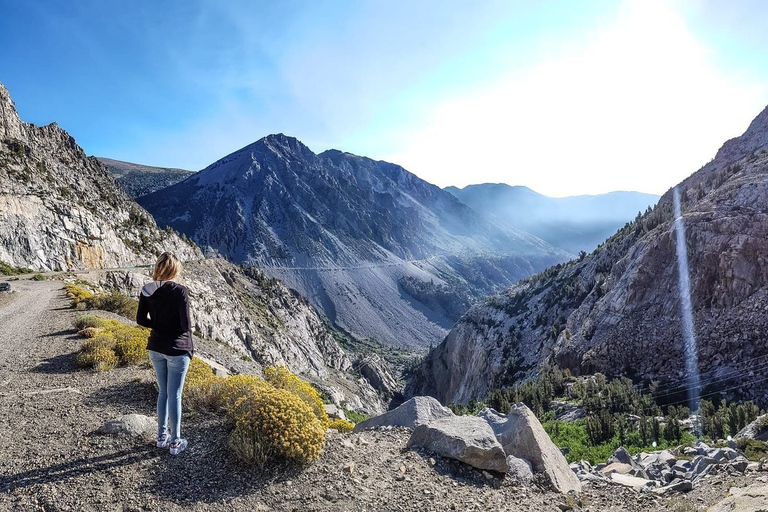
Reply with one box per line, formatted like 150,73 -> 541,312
0,279 -> 59,364
0,280 -> 757,511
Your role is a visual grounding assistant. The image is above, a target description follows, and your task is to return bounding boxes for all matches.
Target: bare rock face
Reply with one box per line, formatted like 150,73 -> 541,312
410,104 -> 768,407
354,353 -> 400,397
0,80 -> 199,271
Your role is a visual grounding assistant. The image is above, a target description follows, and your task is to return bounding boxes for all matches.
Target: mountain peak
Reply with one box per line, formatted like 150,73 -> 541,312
714,103 -> 768,162
0,80 -> 25,140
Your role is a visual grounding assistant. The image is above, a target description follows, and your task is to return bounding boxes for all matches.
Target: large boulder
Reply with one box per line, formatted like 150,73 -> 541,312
478,404 -> 581,494
709,484 -> 768,511
353,396 -> 452,432
407,415 -> 508,473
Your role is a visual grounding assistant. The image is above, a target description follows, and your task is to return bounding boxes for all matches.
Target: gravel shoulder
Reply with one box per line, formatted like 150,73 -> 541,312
0,280 -> 760,511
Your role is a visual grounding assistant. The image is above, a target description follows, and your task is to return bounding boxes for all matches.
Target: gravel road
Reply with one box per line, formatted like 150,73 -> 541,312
0,279 -> 759,511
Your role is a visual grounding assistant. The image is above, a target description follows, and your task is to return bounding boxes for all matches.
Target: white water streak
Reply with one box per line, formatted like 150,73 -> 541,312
673,187 -> 701,434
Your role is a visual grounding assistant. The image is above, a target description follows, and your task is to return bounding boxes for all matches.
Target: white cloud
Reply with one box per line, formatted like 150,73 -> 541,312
384,0 -> 767,196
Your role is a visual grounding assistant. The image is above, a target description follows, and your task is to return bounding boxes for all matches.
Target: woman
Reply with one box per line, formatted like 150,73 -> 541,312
136,252 -> 194,455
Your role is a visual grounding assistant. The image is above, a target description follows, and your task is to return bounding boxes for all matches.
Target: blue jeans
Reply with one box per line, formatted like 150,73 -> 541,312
148,350 -> 190,443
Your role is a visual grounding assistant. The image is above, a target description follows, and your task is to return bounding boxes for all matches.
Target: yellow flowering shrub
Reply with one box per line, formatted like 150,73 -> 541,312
66,283 -> 94,308
74,316 -> 150,370
111,325 -> 150,365
228,386 -> 325,466
263,366 -> 329,428
76,335 -> 119,371
328,418 -> 354,433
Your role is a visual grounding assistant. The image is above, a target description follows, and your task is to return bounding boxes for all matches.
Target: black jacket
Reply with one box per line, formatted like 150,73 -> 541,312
136,281 -> 194,358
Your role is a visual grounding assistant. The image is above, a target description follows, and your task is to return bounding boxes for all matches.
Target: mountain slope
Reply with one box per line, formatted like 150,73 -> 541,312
98,157 -> 194,198
0,80 -> 382,412
445,184 -> 659,254
139,135 -> 570,348
410,103 -> 768,407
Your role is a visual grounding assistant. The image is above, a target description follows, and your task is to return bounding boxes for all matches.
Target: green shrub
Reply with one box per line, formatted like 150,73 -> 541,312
31,274 -> 46,281
89,291 -> 139,319
343,409 -> 370,424
229,386 -> 325,466
73,314 -> 107,330
735,438 -> 768,461
0,261 -> 33,275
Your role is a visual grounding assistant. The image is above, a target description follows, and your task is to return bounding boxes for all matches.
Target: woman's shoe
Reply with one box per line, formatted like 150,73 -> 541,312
157,434 -> 171,448
169,439 -> 188,455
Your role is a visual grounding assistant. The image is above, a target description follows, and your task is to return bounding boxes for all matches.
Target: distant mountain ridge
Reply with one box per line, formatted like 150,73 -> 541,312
445,184 -> 659,254
98,157 -> 194,198
410,103 -> 768,407
139,134 -> 570,348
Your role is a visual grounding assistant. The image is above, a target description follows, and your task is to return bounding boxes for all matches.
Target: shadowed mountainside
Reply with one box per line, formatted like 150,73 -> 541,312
139,135 -> 570,348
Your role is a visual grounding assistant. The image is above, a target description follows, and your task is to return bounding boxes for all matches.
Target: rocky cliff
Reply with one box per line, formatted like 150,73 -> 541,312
139,135 -> 569,348
98,157 -> 194,198
410,104 -> 768,407
0,81 -> 199,269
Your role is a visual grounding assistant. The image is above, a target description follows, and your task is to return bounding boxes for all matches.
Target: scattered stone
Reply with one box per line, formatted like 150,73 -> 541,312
609,473 -> 654,492
607,447 -> 635,467
600,462 -> 634,476
651,480 -> 693,494
343,462 -> 355,473
325,404 -> 348,422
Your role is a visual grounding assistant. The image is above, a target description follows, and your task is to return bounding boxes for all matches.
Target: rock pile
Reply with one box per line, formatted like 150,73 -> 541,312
356,398 -> 580,494
571,442 -> 754,494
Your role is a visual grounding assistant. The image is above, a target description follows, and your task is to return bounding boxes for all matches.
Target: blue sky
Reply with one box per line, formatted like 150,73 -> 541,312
1,0 -> 766,196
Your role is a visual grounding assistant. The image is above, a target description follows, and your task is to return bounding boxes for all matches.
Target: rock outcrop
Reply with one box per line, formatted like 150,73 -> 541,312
0,80 -> 199,271
138,134 -> 569,349
410,103 -> 768,407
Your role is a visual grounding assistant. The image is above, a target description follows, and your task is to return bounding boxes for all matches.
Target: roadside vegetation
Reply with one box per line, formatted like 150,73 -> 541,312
71,302 -> 351,466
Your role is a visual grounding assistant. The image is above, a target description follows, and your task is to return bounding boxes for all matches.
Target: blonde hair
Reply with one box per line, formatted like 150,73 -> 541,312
153,252 -> 182,281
